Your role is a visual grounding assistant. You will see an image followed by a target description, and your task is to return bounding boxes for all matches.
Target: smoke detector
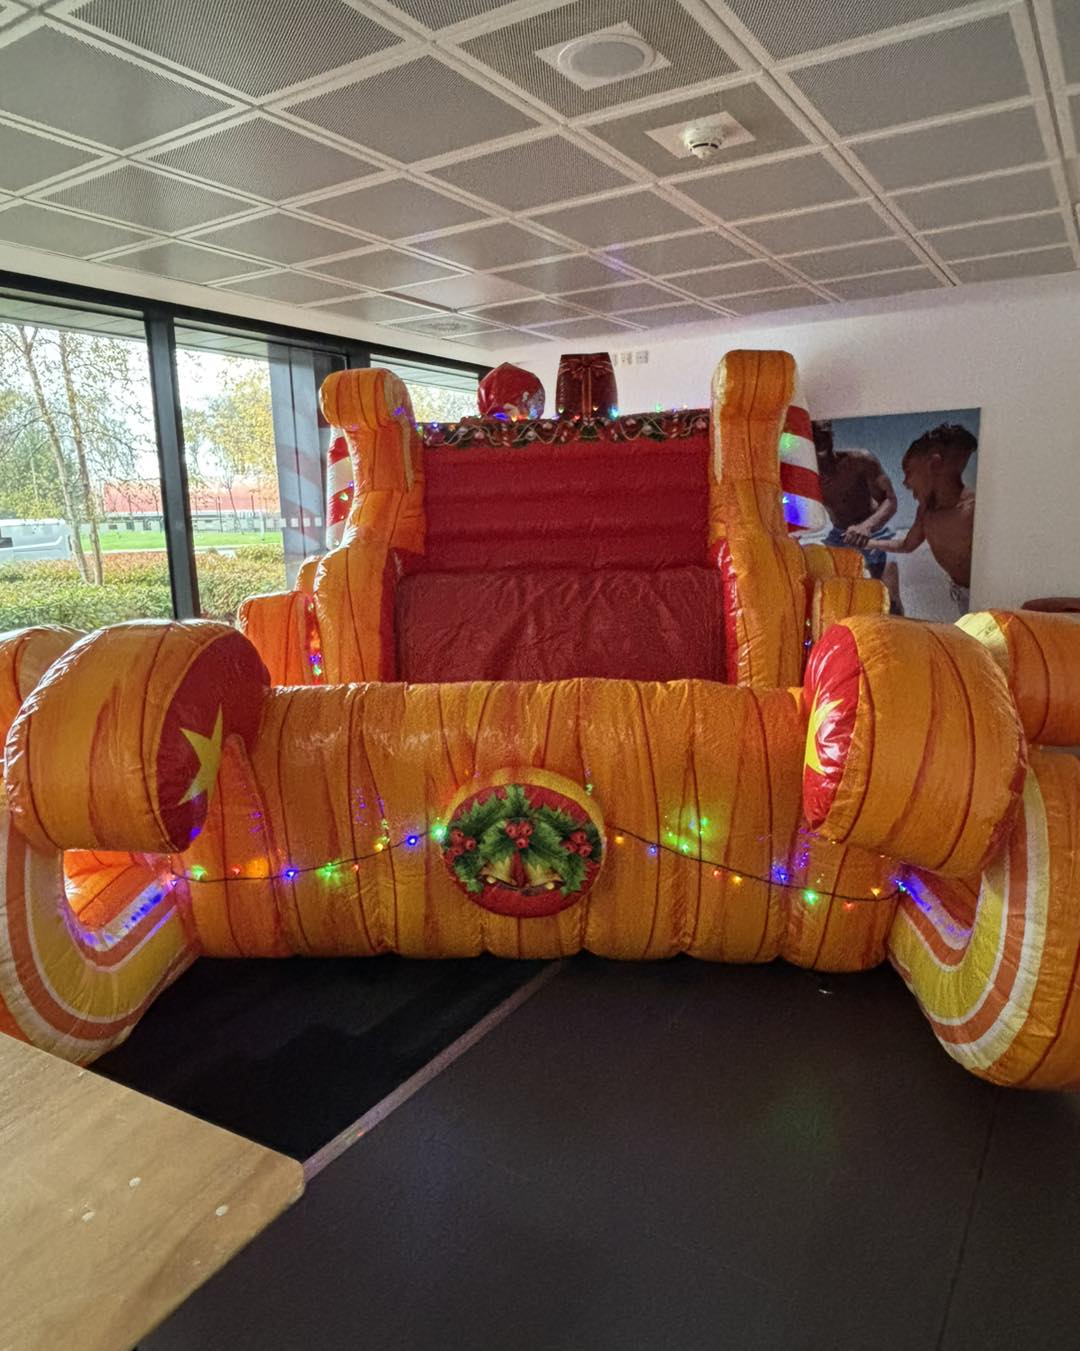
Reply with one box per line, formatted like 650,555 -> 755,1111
683,125 -> 725,161
538,23 -> 670,91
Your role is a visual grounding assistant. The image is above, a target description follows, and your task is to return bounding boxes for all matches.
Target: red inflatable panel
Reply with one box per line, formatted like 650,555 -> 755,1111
421,436 -> 709,573
396,566 -> 726,683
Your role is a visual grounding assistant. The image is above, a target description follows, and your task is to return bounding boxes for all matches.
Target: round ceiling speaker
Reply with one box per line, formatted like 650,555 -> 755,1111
556,32 -> 657,83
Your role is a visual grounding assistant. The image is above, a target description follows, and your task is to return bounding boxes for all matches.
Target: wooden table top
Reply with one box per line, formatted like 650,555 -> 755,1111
0,1036 -> 304,1351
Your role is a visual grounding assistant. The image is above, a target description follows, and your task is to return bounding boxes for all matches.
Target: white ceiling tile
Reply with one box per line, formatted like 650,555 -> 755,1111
306,180 -> 485,239
459,0 -> 739,118
723,0 -> 990,61
149,117 -> 377,202
790,17 -> 1028,136
75,0 -> 401,98
396,271 -> 538,309
740,201 -> 891,254
603,230 -> 750,274
388,314 -> 506,338
222,271 -> 358,305
951,246 -> 1077,283
315,249 -> 460,288
1053,0 -> 1080,85
430,135 -> 632,212
453,325 -> 550,350
379,0 -> 517,27
286,56 -> 537,162
0,24 -> 230,148
927,212 -> 1067,260
0,121 -> 99,191
0,200 -> 147,254
308,294 -> 439,323
569,280 -> 681,312
586,83 -> 807,177
827,268 -> 945,300
532,315 -> 639,339
789,237 -> 922,279
677,258 -> 792,296
415,222 -> 569,269
496,255 -> 630,293
850,107 -> 1047,191
610,301 -> 719,328
107,240 -> 265,282
723,286 -> 825,315
531,190 -> 701,248
893,167 -> 1059,231
679,153 -> 857,222
45,163 -> 250,231
191,210 -> 365,264
472,297 -> 586,325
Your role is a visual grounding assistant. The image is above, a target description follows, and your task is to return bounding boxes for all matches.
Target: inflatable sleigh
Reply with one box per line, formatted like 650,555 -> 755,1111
2,350 -> 1079,1090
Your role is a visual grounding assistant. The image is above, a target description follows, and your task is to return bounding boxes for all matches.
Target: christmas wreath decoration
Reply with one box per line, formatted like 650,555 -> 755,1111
440,775 -> 605,918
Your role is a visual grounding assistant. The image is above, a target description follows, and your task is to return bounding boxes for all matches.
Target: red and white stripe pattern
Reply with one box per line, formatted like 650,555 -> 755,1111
325,433 -> 354,550
780,384 -> 827,535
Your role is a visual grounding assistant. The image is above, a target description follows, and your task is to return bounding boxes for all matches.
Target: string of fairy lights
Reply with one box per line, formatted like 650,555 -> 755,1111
179,821 -> 907,908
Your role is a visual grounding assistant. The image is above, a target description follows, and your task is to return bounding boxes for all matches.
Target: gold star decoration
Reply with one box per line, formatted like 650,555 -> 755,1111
179,706 -> 224,805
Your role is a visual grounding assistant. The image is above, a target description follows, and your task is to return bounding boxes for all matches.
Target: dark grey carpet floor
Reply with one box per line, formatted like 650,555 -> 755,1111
144,956 -> 1080,1351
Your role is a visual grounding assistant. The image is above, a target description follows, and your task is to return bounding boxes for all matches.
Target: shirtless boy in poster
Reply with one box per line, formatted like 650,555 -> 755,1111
811,420 -> 902,612
876,424 -> 976,614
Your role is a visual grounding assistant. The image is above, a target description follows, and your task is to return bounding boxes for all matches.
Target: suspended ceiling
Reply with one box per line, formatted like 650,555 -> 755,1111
0,0 -> 1076,353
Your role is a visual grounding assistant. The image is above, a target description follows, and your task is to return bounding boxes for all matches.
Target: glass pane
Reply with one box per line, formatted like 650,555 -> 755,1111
0,292 -> 171,631
371,354 -> 478,423
174,324 -> 345,622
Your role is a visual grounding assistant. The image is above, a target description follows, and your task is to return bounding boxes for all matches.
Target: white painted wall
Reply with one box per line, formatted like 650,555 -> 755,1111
502,273 -> 1080,611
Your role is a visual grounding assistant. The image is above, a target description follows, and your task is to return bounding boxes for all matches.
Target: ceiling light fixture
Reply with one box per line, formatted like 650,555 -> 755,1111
538,23 -> 670,91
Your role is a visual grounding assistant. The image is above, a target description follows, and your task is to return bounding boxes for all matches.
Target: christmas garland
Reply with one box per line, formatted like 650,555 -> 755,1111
421,409 -> 709,450
443,783 -> 603,900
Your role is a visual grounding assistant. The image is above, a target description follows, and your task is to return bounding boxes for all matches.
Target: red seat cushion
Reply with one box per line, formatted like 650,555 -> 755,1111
396,567 -> 726,683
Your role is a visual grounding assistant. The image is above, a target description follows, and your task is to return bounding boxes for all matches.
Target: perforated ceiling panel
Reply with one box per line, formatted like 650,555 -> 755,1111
308,179 -> 484,239
586,83 -> 807,177
0,0 -> 1073,350
76,0 -> 400,97
0,25 -> 229,148
893,167 -> 1060,231
460,0 -> 738,117
677,258 -> 792,296
721,0 -> 989,60
46,164 -> 249,231
927,212 -> 1067,261
149,117 -> 377,201
109,241 -> 265,283
222,271 -> 357,305
827,268 -> 944,300
0,202 -> 147,255
952,246 -> 1076,283
0,122 -> 98,192
679,153 -> 856,223
603,230 -> 749,274
379,0 -> 519,27
414,222 -> 568,269
532,190 -> 701,248
569,280 -> 680,311
849,107 -> 1048,191
389,313 -> 505,337
739,201 -> 892,255
1054,0 -> 1080,84
285,56 -> 537,163
789,237 -> 922,279
191,210 -> 364,264
791,17 -> 1028,135
431,135 -> 631,212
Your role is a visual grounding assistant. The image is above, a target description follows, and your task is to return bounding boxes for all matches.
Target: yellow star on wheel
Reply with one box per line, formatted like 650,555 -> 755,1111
180,706 -> 224,805
805,693 -> 842,777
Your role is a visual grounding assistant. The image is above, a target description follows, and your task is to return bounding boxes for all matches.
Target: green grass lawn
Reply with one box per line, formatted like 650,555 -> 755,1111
86,527 -> 284,551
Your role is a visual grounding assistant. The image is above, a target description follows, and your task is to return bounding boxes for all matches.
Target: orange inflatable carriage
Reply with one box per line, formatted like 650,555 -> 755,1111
2,350 -> 1079,1091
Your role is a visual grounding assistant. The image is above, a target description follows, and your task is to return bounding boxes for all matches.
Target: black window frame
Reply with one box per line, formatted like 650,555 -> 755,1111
0,268 -> 486,619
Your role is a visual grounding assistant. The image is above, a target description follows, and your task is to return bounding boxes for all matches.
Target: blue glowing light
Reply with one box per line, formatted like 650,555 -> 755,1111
283,868 -> 298,881
647,844 -> 659,857
405,835 -> 420,848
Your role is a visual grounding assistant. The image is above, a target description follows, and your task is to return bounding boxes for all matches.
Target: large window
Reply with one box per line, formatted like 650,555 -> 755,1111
0,276 -> 482,631
175,325 -> 344,620
0,296 -> 170,632
373,355 -> 480,423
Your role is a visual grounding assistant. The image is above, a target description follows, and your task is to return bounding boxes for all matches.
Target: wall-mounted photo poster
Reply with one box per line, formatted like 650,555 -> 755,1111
810,409 -> 981,621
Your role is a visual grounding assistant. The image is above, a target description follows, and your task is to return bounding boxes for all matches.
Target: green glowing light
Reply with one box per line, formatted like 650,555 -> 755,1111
803,889 -> 818,906
680,842 -> 692,854
190,865 -> 206,881
431,824 -> 447,843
